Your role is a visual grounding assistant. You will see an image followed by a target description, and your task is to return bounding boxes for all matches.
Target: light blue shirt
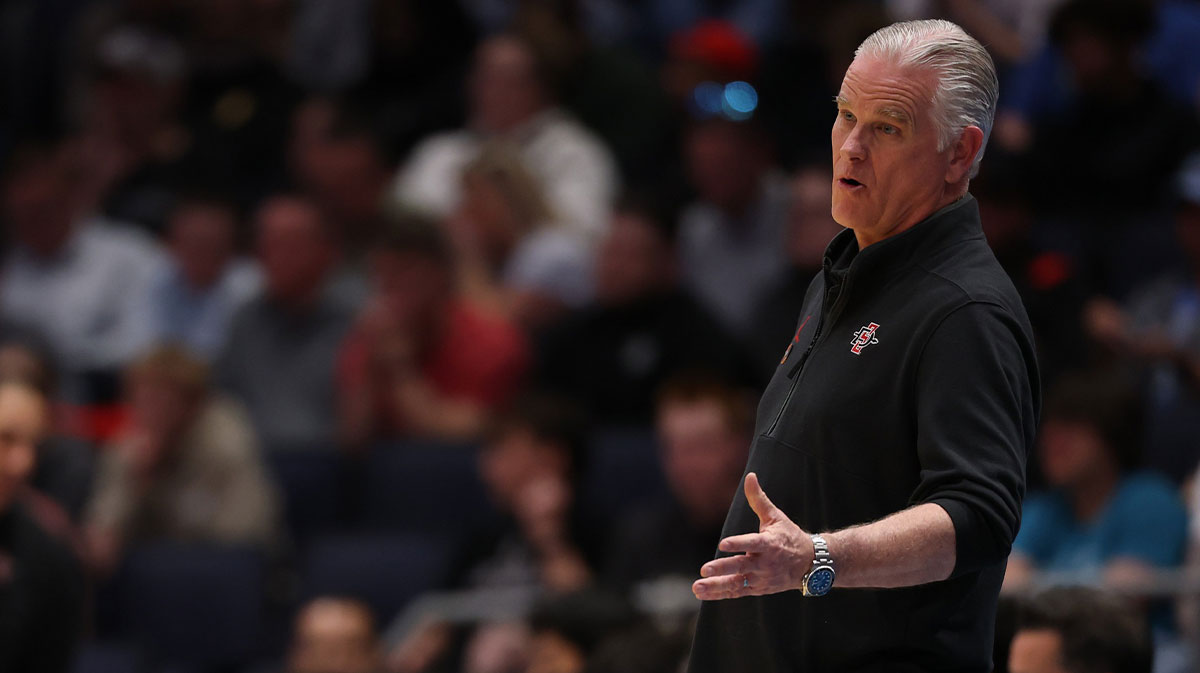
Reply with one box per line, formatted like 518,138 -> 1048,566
148,259 -> 261,362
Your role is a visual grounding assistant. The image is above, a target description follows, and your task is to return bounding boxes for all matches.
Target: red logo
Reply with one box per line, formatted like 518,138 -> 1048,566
850,323 -> 880,355
780,315 -> 812,365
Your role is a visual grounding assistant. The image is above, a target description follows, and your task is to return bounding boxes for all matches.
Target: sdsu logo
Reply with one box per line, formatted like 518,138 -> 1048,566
850,323 -> 880,355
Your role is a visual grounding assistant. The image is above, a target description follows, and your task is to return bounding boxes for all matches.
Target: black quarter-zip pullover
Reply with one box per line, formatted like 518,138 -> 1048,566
688,194 -> 1041,672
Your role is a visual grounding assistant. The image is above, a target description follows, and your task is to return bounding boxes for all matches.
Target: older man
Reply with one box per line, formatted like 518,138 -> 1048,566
687,20 -> 1040,672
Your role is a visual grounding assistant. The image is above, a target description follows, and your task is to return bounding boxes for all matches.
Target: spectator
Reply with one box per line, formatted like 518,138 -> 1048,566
885,0 -> 1067,66
286,596 -> 382,673
449,141 -> 593,330
390,33 -> 618,238
147,194 -> 261,362
748,165 -> 845,381
1005,371 -> 1188,593
0,339 -> 95,521
0,378 -> 86,673
524,589 -> 637,673
84,345 -> 280,575
604,375 -> 750,589
1086,157 -> 1200,482
538,196 -> 749,425
0,141 -> 163,404
218,194 -> 355,452
1018,0 -> 1199,297
1009,586 -> 1152,673
338,214 -> 528,446
677,118 -> 789,339
388,396 -> 594,673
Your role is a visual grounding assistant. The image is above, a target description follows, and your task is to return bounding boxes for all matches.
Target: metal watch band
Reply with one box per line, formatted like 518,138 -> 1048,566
811,534 -> 831,565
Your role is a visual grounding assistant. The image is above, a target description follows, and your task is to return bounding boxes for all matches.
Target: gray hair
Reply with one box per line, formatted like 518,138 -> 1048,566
855,20 -> 998,177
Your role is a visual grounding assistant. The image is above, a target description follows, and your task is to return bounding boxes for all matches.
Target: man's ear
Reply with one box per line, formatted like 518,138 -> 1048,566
946,126 -> 985,184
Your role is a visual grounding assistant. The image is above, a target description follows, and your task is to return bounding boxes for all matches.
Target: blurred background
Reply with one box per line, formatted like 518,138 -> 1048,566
1,0 -> 1200,672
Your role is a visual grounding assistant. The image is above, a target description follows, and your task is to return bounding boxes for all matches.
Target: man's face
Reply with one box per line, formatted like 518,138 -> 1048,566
169,204 -> 237,289
288,599 -> 379,673
0,385 -> 49,513
469,37 -> 544,134
831,57 -> 954,244
1038,419 -> 1109,489
594,213 -> 670,306
1009,629 -> 1069,673
657,400 -> 747,525
3,156 -> 75,257
255,198 -> 332,304
369,250 -> 450,333
685,121 -> 768,214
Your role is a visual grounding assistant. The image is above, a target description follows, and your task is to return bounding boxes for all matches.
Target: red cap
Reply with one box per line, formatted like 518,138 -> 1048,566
669,19 -> 759,82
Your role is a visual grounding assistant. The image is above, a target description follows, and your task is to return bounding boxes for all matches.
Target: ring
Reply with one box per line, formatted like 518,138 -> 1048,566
743,576 -> 750,588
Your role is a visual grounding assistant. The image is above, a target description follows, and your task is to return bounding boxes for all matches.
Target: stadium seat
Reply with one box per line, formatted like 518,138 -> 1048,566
70,642 -> 142,673
300,532 -> 454,623
580,426 -> 668,519
112,544 -> 265,670
264,449 -> 343,544
361,440 -> 497,537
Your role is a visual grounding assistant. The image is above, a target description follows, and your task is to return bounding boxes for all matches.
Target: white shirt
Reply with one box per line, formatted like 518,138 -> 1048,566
390,108 -> 619,239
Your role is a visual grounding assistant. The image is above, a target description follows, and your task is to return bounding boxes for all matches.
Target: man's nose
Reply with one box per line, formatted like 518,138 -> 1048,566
839,126 -> 868,161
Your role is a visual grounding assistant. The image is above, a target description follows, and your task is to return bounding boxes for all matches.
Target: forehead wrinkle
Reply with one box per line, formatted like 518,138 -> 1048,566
840,62 -> 933,131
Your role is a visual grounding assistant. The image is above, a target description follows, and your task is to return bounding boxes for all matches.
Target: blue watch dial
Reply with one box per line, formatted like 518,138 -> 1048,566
806,566 -> 835,596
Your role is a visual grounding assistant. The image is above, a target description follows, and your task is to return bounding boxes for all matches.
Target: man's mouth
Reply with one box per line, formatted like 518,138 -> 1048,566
839,177 -> 864,188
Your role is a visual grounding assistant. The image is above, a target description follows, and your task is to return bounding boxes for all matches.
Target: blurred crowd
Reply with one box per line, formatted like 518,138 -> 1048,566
2,0 -> 1200,672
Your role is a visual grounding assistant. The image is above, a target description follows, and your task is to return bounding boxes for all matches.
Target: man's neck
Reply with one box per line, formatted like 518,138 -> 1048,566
1070,466 -> 1120,523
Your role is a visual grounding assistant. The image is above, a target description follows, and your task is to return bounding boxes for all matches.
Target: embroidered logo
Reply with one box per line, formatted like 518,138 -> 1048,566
850,322 -> 881,355
780,315 -> 812,365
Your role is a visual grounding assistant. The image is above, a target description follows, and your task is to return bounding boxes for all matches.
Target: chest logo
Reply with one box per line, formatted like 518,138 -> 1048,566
850,322 -> 881,355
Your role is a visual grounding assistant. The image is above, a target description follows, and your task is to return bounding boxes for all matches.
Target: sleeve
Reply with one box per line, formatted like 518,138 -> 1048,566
910,301 -> 1039,577
203,403 -> 282,548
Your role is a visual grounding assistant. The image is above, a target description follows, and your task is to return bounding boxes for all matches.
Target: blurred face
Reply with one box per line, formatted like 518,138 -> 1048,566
1177,205 -> 1200,269
0,385 -> 49,513
462,172 -> 522,254
368,251 -> 451,332
127,373 -> 200,441
288,599 -> 379,673
594,213 -> 671,305
3,156 -> 75,257
470,38 -> 545,134
657,400 -> 747,524
256,198 -> 333,304
786,168 -> 843,268
1038,419 -> 1112,489
169,204 -> 237,289
525,631 -> 584,673
685,122 -> 768,213
1008,629 -> 1068,673
832,57 -> 958,246
479,429 -> 564,510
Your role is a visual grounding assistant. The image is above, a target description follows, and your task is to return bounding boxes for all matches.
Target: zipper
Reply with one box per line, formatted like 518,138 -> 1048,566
765,270 -> 856,437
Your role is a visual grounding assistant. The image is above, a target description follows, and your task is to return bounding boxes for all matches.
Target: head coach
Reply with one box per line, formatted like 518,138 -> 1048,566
687,19 -> 1040,672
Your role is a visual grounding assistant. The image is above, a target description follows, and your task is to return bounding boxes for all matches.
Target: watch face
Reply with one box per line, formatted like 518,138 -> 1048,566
806,566 -> 835,596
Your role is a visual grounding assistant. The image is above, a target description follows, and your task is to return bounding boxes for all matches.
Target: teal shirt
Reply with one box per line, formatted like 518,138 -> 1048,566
1014,472 -> 1188,574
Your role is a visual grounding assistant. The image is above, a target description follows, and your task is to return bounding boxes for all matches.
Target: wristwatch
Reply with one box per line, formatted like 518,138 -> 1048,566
801,534 -> 835,597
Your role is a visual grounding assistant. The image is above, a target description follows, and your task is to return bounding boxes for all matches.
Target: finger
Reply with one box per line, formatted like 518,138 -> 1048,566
692,573 -> 752,600
718,532 -> 769,554
700,554 -> 757,578
744,472 -> 782,525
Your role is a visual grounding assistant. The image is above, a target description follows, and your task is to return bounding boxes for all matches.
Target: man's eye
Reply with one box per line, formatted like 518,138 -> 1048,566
840,110 -> 855,122
879,124 -> 898,135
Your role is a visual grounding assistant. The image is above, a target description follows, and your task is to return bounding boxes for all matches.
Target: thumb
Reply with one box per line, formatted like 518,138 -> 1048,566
744,472 -> 782,526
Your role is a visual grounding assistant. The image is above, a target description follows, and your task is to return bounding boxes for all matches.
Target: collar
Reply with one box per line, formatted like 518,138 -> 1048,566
822,194 -> 983,281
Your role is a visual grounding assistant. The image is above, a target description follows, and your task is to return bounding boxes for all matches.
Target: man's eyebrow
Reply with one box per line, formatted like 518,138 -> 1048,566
878,107 -> 912,126
833,94 -> 849,107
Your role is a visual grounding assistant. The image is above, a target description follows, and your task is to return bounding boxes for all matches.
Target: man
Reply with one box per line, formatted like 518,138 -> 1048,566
1008,586 -> 1151,673
337,215 -> 528,445
0,378 -> 86,672
688,20 -> 1040,671
147,194 -> 261,361
604,375 -> 751,589
287,597 -> 382,673
217,194 -> 355,452
537,196 -> 749,425
391,34 -> 617,238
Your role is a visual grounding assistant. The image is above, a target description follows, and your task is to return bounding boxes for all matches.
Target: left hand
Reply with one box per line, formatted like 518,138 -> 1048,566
693,472 -> 815,600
